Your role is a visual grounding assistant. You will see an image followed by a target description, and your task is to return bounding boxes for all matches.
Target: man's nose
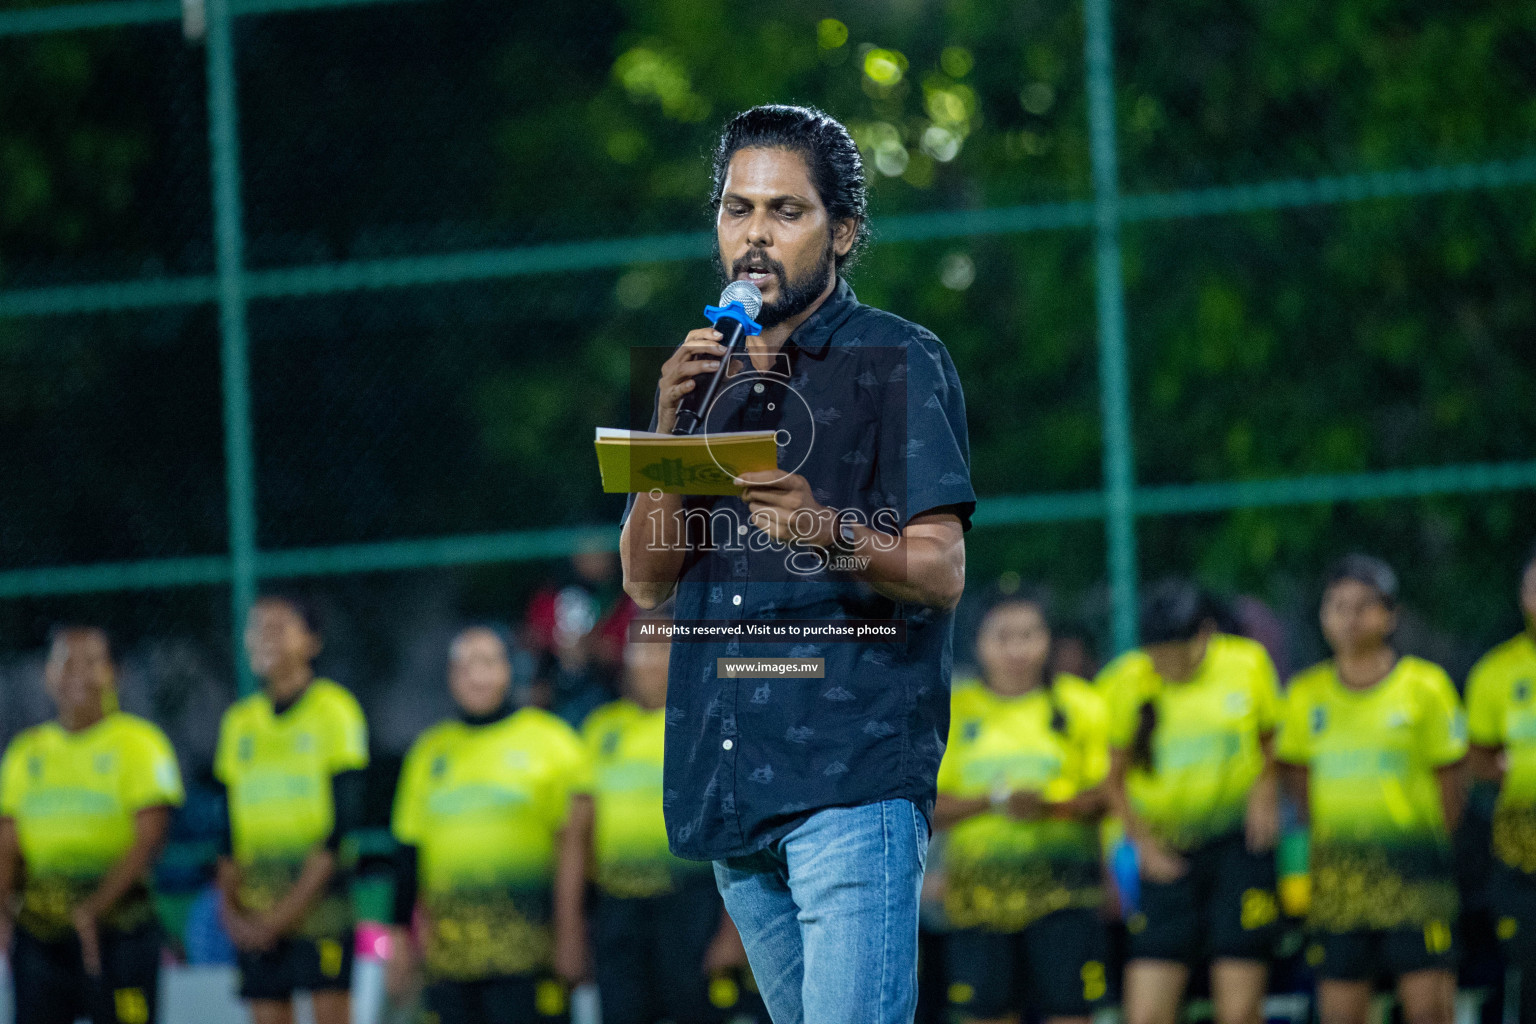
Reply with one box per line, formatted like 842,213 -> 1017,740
745,213 -> 773,248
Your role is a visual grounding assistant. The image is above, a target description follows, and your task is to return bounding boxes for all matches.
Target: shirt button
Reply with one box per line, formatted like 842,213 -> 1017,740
723,739 -> 734,750
732,595 -> 742,606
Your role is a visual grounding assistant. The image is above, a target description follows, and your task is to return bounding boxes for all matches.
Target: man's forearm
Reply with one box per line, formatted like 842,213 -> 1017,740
621,492 -> 687,608
838,515 -> 965,610
855,534 -> 964,608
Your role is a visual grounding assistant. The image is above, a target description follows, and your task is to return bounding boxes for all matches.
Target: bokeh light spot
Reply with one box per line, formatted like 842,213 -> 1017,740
817,19 -> 848,49
940,46 -> 974,79
940,252 -> 975,291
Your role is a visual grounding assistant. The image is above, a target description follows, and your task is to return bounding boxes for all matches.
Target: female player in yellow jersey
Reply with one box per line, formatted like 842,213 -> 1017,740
0,626 -> 184,1024
583,624 -> 753,1024
215,596 -> 370,1024
1465,544 -> 1536,1020
935,590 -> 1111,1024
388,625 -> 592,1024
1278,555 -> 1466,1024
1100,579 -> 1282,1024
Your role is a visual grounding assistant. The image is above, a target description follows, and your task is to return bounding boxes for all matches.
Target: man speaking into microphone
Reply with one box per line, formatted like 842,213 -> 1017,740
620,104 -> 975,1024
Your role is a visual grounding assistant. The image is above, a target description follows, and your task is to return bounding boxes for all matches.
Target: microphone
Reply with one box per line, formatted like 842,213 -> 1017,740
673,280 -> 763,436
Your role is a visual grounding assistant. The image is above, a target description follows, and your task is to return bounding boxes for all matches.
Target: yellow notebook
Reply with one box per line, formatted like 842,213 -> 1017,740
594,428 -> 778,495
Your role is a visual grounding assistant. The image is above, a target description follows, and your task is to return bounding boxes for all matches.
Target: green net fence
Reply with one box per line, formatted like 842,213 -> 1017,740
2,0 -> 1534,751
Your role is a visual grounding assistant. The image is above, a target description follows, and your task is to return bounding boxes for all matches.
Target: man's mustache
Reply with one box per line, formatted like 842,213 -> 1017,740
732,255 -> 788,281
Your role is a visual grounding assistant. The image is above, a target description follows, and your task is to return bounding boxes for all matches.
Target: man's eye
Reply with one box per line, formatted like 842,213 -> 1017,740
779,209 -> 802,220
727,205 -> 749,216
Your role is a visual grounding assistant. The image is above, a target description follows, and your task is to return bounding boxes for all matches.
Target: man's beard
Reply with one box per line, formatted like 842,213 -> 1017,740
717,238 -> 836,329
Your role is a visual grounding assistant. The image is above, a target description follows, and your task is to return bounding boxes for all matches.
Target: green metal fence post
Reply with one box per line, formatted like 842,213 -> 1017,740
205,0 -> 258,693
1083,0 -> 1140,654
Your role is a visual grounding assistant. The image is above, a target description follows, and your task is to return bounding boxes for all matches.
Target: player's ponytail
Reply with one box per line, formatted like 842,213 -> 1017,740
1044,670 -> 1068,736
1129,578 -> 1217,772
1130,701 -> 1157,772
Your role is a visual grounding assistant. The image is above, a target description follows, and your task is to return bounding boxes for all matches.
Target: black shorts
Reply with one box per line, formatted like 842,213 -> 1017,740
1306,922 -> 1458,982
594,875 -> 743,1024
1126,833 -> 1279,965
945,908 -> 1109,1020
423,974 -> 570,1024
10,924 -> 161,1024
1490,864 -> 1536,966
236,931 -> 354,1001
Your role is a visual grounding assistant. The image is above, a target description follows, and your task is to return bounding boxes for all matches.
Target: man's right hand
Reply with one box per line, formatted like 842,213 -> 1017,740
655,330 -> 729,435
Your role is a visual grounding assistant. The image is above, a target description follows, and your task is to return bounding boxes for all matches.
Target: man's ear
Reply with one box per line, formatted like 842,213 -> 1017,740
832,218 -> 859,257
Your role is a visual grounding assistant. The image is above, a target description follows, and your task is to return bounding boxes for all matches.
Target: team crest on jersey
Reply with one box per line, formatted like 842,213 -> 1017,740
294,731 -> 314,753
27,756 -> 42,780
1385,708 -> 1410,729
1225,691 -> 1251,716
237,734 -> 254,762
962,720 -> 981,743
1516,679 -> 1532,704
602,731 -> 621,757
1310,707 -> 1327,734
430,754 -> 448,779
94,753 -> 114,774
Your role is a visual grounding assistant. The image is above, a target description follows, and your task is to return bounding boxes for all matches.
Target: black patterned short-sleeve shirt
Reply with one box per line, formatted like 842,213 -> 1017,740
625,279 -> 976,861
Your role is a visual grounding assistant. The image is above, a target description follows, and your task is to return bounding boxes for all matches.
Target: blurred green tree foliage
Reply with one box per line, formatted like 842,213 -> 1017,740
1,0 -> 1534,654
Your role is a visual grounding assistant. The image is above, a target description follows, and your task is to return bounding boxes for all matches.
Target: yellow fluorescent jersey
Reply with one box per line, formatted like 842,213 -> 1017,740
392,707 -> 593,982
1277,657 -> 1467,932
215,679 -> 368,937
0,713 -> 184,941
1100,634 -> 1280,851
583,699 -> 709,899
936,675 -> 1108,931
1466,633 -> 1536,873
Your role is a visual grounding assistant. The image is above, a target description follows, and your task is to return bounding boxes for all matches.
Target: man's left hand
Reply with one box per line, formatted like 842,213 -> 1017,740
734,472 -> 835,548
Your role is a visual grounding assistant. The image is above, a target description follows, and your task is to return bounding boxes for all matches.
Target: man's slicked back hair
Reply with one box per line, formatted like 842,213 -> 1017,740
711,104 -> 871,270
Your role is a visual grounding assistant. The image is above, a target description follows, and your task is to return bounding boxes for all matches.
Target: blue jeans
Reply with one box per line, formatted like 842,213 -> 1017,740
713,798 -> 930,1024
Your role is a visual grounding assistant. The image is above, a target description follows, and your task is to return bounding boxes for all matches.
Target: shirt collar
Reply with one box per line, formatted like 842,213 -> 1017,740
267,678 -> 316,717
784,277 -> 859,359
458,698 -> 515,728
